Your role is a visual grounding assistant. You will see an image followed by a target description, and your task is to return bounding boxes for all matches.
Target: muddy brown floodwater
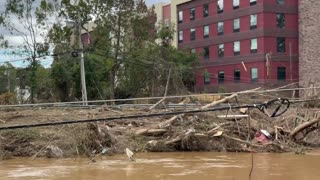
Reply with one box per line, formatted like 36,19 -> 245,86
0,152 -> 320,180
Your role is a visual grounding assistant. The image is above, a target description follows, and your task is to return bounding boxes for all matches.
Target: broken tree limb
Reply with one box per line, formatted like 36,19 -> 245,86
165,136 -> 183,145
157,87 -> 260,128
290,118 -> 320,139
207,122 -> 226,135
200,94 -> 238,110
135,129 -> 167,136
201,88 -> 260,110
217,114 -> 249,120
158,115 -> 184,128
149,98 -> 166,110
149,69 -> 172,110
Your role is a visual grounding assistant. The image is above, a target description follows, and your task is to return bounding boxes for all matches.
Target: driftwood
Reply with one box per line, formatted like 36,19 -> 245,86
290,118 -> 320,139
165,136 -> 183,145
125,148 -> 136,161
135,129 -> 167,136
207,122 -> 228,135
217,114 -> 249,120
158,115 -> 184,128
157,88 -> 261,128
200,93 -> 238,110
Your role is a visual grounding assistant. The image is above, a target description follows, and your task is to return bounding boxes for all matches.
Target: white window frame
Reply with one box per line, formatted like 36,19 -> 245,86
178,11 -> 183,23
233,0 -> 239,7
234,41 -> 240,54
204,25 -> 209,38
251,38 -> 258,50
234,18 -> 240,31
250,14 -> 257,26
218,21 -> 224,34
218,0 -> 224,12
178,31 -> 183,42
251,68 -> 258,81
190,28 -> 196,40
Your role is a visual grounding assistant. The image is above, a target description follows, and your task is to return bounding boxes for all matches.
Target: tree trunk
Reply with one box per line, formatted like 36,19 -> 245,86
110,13 -> 122,101
30,57 -> 37,103
109,69 -> 115,101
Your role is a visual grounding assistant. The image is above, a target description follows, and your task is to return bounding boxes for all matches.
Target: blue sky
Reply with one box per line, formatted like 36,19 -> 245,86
146,0 -> 170,6
0,49 -> 53,68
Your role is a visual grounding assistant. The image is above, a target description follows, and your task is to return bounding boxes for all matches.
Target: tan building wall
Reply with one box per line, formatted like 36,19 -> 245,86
170,0 -> 191,48
154,2 -> 165,25
154,0 -> 191,48
299,0 -> 320,96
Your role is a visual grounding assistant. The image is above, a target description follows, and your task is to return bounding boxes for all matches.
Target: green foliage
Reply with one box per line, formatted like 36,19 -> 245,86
0,63 -> 17,94
45,0 -> 197,101
0,0 -> 60,102
51,56 -> 80,101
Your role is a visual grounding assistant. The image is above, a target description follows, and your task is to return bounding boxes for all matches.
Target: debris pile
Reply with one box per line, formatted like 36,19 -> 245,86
0,88 -> 320,160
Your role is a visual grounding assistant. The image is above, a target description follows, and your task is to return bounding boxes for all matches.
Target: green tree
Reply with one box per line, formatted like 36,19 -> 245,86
0,0 -> 58,103
0,63 -> 17,94
49,0 -> 197,101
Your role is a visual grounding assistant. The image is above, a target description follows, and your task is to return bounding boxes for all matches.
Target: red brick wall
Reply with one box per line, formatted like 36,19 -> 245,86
299,0 -> 320,93
162,4 -> 171,24
177,0 -> 299,92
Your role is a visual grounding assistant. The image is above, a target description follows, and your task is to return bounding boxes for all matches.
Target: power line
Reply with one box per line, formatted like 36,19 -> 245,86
0,97 -> 317,131
0,86 -> 319,108
0,101 -> 286,130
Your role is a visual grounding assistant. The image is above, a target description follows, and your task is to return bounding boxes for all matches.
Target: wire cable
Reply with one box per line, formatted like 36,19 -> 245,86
0,86 -> 319,108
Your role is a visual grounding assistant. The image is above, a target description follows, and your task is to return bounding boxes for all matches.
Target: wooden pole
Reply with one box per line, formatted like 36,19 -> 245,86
289,42 -> 293,82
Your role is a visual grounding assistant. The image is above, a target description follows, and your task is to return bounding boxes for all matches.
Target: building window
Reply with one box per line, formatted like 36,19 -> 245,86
233,18 -> 240,32
204,71 -> 210,85
203,4 -> 209,17
164,19 -> 169,27
178,11 -> 183,23
218,71 -> 224,84
204,47 -> 210,59
234,69 -> 240,82
233,0 -> 239,9
277,0 -> 285,4
203,25 -> 209,38
277,37 -> 286,52
251,68 -> 258,82
250,0 -> 257,6
190,28 -> 196,41
190,8 -> 195,21
178,31 -> 183,43
217,0 -> 223,14
218,44 -> 224,58
191,48 -> 196,54
277,67 -> 286,80
250,14 -> 257,30
277,13 -> 285,28
251,38 -> 258,53
218,22 -> 224,35
234,41 -> 240,56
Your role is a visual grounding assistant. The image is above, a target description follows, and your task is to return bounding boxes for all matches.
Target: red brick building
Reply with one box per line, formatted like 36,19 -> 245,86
177,0 -> 299,92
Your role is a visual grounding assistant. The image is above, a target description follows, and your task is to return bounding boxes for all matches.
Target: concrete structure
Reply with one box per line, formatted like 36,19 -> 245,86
299,0 -> 320,96
177,0 -> 299,92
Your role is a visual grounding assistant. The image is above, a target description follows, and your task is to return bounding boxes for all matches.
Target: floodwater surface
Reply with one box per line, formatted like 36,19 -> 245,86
0,152 -> 320,180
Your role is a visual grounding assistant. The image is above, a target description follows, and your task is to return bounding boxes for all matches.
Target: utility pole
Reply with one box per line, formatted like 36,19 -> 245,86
289,42 -> 293,82
3,64 -> 10,93
78,13 -> 88,105
7,69 -> 10,93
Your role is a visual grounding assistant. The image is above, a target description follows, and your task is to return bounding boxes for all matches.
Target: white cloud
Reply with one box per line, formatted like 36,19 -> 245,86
145,0 -> 170,6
